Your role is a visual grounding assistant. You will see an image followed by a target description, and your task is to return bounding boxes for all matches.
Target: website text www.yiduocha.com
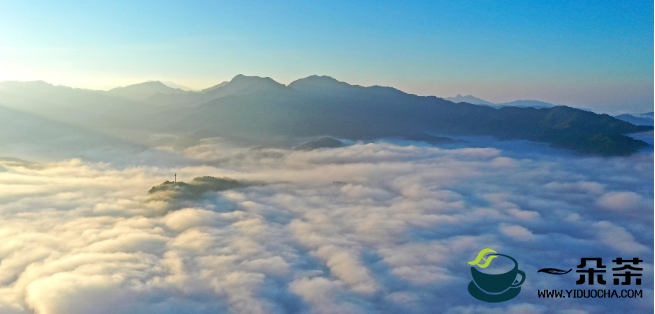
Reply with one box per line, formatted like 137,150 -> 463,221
537,289 -> 643,299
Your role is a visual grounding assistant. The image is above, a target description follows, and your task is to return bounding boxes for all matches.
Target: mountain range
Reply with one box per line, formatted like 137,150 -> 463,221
614,112 -> 654,126
0,75 -> 651,156
107,81 -> 188,101
446,94 -> 556,109
447,94 -> 654,127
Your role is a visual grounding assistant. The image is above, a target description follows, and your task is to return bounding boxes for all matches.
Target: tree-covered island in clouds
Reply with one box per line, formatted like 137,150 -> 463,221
148,176 -> 249,201
0,74 -> 650,158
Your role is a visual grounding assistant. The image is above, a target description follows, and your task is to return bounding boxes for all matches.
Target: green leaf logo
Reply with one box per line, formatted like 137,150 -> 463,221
467,248 -> 497,268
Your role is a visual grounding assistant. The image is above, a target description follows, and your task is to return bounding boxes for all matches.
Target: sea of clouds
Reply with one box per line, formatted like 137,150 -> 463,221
0,139 -> 652,314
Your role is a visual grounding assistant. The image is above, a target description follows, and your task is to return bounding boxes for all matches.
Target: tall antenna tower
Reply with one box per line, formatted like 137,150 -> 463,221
175,173 -> 176,183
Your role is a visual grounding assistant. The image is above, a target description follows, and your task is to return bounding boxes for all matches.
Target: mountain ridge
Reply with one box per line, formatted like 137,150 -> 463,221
159,78 -> 650,156
107,81 -> 187,100
444,94 -> 494,106
0,75 -> 650,156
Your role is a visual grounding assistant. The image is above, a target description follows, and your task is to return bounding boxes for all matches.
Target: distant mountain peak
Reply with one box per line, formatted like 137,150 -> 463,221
444,94 -> 494,106
107,80 -> 186,100
228,74 -> 284,86
288,75 -> 350,89
230,74 -> 281,85
614,113 -> 654,126
110,80 -> 169,90
292,75 -> 341,83
195,74 -> 286,102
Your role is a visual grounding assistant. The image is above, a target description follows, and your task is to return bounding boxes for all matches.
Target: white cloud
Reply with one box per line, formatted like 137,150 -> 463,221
499,223 -> 534,240
597,191 -> 649,212
593,221 -> 649,254
0,141 -> 651,313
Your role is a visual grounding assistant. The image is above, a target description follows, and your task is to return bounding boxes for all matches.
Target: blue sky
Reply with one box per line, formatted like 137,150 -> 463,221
0,0 -> 652,113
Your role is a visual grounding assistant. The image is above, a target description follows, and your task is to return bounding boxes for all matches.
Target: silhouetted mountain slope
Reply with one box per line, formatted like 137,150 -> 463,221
162,81 -> 195,91
445,94 -> 494,106
201,81 -> 229,93
295,137 -> 345,150
444,96 -> 556,108
0,104 -> 146,158
0,76 -> 650,156
289,75 -> 408,99
615,114 -> 654,126
143,75 -> 287,106
0,81 -> 141,128
161,75 -> 650,156
108,81 -> 187,100
205,74 -> 287,99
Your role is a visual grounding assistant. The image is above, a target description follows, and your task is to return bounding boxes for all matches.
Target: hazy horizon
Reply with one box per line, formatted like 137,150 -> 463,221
1,74 -> 652,116
0,73 -> 652,115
